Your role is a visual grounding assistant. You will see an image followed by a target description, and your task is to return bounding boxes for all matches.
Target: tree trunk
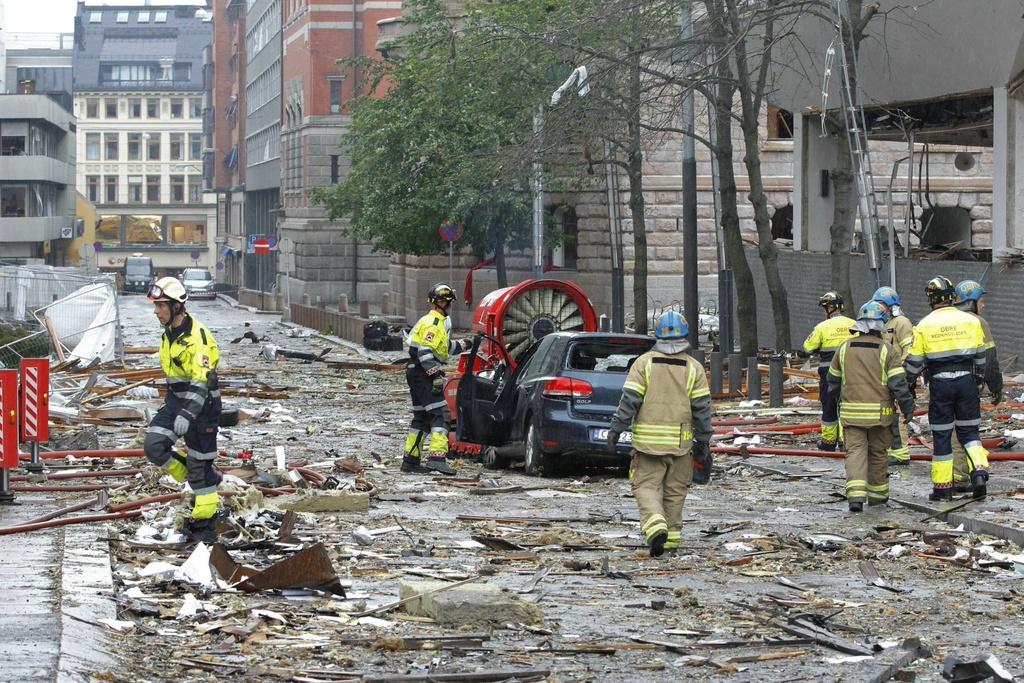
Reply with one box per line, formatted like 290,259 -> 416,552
714,82 -> 758,358
627,54 -> 649,335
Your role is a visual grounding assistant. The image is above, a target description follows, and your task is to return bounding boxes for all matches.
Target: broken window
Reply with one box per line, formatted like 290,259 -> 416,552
767,105 -> 794,140
771,204 -> 794,241
919,206 -> 972,248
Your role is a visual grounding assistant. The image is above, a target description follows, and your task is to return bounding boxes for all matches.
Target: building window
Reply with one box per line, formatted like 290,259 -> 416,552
146,175 -> 160,203
547,206 -> 578,270
86,133 -> 101,160
328,77 -> 343,114
147,98 -> 159,118
188,176 -> 203,203
87,175 -> 100,203
89,12 -> 102,23
189,98 -> 202,118
169,217 -> 206,244
154,11 -> 167,23
170,99 -> 184,119
138,11 -> 150,22
127,175 -> 143,203
96,215 -> 121,244
104,133 -> 119,160
1,186 -> 26,217
330,155 -> 339,184
127,133 -> 142,160
105,98 -> 118,119
86,98 -> 99,118
170,175 -> 185,203
146,133 -> 161,161
128,98 -> 142,118
189,133 -> 202,160
116,11 -> 129,23
169,133 -> 184,161
104,175 -> 118,203
1,135 -> 25,156
126,215 -> 162,244
767,105 -> 794,140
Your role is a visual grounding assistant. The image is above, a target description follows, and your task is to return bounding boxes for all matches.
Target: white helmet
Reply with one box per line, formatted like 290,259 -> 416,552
147,276 -> 188,303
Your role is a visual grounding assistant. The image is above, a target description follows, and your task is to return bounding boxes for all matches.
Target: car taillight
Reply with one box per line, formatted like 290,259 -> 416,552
542,376 -> 593,399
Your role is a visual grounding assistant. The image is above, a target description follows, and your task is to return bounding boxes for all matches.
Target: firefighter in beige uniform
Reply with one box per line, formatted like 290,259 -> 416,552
607,311 -> 712,557
827,301 -> 915,511
872,287 -> 915,465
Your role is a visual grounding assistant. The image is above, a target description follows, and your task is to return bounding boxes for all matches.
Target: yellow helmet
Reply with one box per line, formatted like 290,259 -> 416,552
148,276 -> 188,303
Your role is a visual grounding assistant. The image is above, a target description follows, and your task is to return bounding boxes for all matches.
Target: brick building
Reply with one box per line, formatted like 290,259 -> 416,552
277,0 -> 391,305
204,0 -> 247,286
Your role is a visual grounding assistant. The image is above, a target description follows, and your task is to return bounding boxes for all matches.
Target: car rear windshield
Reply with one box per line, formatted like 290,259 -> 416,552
566,340 -> 652,373
184,270 -> 212,281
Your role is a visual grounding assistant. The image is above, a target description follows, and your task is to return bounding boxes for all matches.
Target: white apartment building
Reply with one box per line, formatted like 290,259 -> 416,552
72,4 -> 215,276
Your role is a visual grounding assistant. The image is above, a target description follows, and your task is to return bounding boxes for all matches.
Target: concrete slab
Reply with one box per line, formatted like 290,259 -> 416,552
398,579 -> 543,625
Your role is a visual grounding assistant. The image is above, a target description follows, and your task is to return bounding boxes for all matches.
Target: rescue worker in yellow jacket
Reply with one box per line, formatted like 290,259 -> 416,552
143,277 -> 223,543
607,310 -> 712,557
803,291 -> 856,451
402,283 -> 471,476
828,302 -> 916,512
872,286 -> 915,465
951,280 -> 1003,492
905,277 -> 989,500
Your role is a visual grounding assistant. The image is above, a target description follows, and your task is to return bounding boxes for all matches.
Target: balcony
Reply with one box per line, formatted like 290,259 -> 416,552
0,156 -> 72,184
0,215 -> 66,242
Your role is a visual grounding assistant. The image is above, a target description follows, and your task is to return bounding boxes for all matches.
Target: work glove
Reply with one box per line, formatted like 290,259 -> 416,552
992,389 -> 1003,406
692,441 -> 712,485
173,414 -> 191,436
606,429 -> 621,455
431,374 -> 445,395
902,410 -> 914,426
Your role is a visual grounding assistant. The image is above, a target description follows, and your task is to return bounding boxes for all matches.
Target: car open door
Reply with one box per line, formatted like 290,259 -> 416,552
456,333 -> 515,446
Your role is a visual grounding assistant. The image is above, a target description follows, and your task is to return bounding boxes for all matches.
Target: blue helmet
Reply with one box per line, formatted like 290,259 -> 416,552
655,310 -> 688,339
872,286 -> 900,308
954,280 -> 986,305
858,300 -> 890,323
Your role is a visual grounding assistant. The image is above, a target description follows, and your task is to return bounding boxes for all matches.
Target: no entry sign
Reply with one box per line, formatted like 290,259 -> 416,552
254,237 -> 271,254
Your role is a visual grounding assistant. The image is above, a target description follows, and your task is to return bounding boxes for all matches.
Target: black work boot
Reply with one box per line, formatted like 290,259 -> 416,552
971,469 -> 989,499
867,498 -> 888,508
848,501 -> 864,513
648,530 -> 668,558
401,455 -> 427,473
185,518 -> 218,544
817,440 -> 837,452
929,486 -> 954,502
952,480 -> 973,494
424,455 -> 456,476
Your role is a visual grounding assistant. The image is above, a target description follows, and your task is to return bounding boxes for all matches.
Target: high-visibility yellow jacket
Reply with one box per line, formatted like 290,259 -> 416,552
964,310 -> 1003,395
804,315 -> 857,368
904,305 -> 986,383
884,314 -> 914,363
160,315 -> 220,419
408,310 -> 460,373
827,334 -> 914,427
610,347 -> 712,457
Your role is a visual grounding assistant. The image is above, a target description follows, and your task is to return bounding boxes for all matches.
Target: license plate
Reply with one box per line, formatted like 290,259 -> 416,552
594,428 -> 632,443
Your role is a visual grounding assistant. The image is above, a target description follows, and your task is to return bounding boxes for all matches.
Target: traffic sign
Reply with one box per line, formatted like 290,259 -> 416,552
93,241 -> 104,252
19,359 -> 48,442
246,233 -> 265,253
439,219 -> 463,242
254,237 -> 271,255
0,370 -> 17,469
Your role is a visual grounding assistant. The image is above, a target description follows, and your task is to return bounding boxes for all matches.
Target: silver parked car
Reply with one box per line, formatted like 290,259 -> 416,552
181,267 -> 216,300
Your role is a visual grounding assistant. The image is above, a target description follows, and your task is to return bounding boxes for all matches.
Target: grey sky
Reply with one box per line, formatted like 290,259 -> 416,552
2,0 -> 205,35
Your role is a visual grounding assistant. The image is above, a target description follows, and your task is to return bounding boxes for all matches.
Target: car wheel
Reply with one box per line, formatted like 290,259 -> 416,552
482,446 -> 511,471
524,420 -> 561,477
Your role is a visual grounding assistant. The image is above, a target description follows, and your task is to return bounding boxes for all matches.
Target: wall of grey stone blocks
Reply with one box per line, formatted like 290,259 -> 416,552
740,247 -> 1022,370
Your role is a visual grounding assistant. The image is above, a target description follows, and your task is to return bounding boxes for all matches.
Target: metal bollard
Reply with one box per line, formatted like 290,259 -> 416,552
338,293 -> 349,313
728,353 -> 743,395
359,300 -> 370,318
599,314 -> 610,332
710,351 -> 724,395
769,354 -> 785,408
747,357 -> 761,400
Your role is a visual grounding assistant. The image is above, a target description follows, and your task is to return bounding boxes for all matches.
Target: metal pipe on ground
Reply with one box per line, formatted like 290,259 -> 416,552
17,492 -> 107,526
11,468 -> 142,482
14,484 -> 114,492
0,510 -> 143,536
19,449 -> 145,461
713,446 -> 1024,461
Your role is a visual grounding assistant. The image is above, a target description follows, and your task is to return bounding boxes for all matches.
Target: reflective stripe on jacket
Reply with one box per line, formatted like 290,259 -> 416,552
160,315 -> 220,420
905,306 -> 986,382
827,334 -> 913,427
884,314 -> 914,362
408,311 -> 459,373
613,350 -> 711,457
804,315 -> 857,367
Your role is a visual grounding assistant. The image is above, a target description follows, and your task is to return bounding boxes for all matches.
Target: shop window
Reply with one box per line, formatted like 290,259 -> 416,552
767,105 -> 794,140
169,217 -> 206,244
126,215 -> 163,243
1,186 -> 26,217
771,204 -> 794,240
96,215 -> 121,244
